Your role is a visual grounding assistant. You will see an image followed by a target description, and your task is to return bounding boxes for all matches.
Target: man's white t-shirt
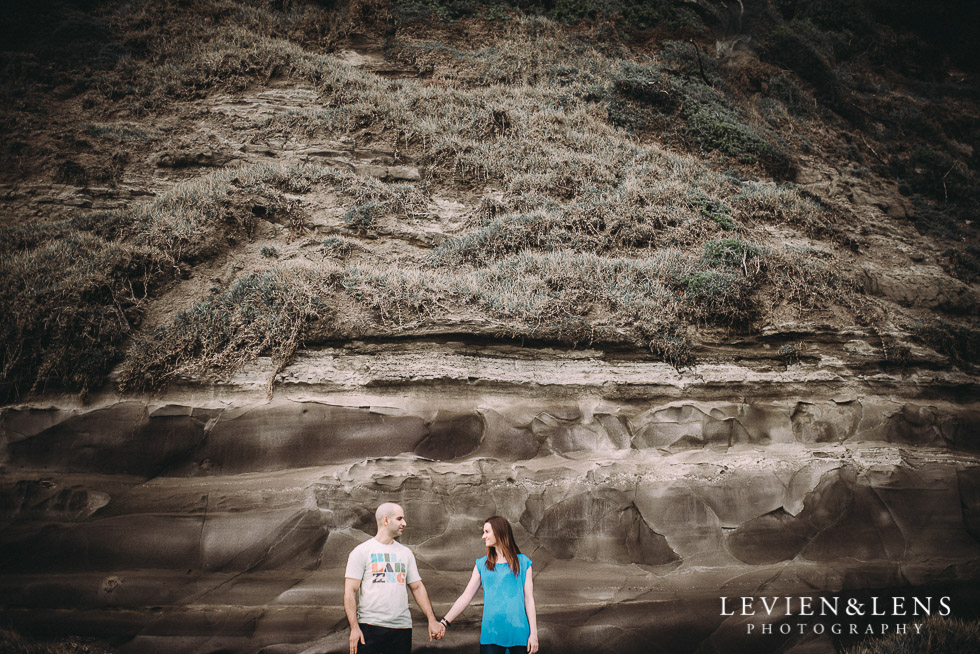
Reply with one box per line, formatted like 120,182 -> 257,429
345,538 -> 421,629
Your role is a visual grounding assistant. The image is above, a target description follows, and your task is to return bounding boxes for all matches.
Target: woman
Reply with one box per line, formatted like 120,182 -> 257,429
438,516 -> 539,654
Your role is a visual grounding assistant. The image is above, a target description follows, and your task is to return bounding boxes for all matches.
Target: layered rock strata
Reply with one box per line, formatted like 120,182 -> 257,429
1,348 -> 979,653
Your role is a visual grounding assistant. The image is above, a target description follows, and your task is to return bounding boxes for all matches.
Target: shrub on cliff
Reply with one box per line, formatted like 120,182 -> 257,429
0,165 -> 322,400
767,22 -> 839,95
910,319 -> 980,369
0,627 -> 115,653
118,267 -> 326,392
389,0 -> 706,31
678,79 -> 795,178
606,60 -> 794,178
0,232 -> 166,402
843,615 -> 980,654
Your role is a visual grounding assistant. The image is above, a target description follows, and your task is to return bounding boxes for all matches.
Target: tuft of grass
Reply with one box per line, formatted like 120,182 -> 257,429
765,74 -> 813,116
842,615 -> 980,654
119,205 -> 847,383
319,169 -> 430,231
945,244 -> 980,283
641,325 -> 694,370
431,210 -> 585,267
677,269 -> 747,324
610,62 -> 677,109
0,628 -> 115,653
0,232 -> 166,402
767,23 -> 841,105
391,0 -> 704,31
253,162 -> 341,194
688,191 -> 736,230
680,87 -> 794,177
320,236 -> 359,258
0,212 -> 132,252
344,249 -> 686,338
895,146 -> 977,206
701,238 -> 762,270
768,247 -> 848,318
910,319 -> 980,368
392,18 -> 616,89
778,342 -> 802,365
114,23 -> 309,109
118,267 -> 326,391
658,40 -> 726,88
82,123 -> 153,141
341,265 -> 455,327
345,247 -> 760,350
604,56 -> 793,177
344,201 -> 382,230
731,182 -> 838,234
129,171 -> 243,259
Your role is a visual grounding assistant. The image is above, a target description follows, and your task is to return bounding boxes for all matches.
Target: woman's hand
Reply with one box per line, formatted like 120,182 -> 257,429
428,618 -> 445,641
524,566 -> 538,653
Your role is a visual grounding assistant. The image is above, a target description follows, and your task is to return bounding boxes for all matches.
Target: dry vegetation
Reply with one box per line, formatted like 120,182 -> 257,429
1,0 -> 978,399
843,615 -> 980,654
0,628 -> 115,654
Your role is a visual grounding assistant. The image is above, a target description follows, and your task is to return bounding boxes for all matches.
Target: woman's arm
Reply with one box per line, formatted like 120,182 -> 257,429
443,565 -> 482,624
524,571 -> 539,654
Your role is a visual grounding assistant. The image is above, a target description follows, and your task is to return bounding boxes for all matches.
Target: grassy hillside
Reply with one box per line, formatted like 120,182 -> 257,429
1,0 -> 978,401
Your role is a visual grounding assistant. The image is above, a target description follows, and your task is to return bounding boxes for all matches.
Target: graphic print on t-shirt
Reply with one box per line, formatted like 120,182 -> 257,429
370,552 -> 407,584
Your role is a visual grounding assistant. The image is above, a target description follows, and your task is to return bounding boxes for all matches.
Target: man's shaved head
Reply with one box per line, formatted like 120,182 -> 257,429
376,502 -> 403,526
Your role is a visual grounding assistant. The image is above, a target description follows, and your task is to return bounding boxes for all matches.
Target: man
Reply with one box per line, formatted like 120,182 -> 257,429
344,502 -> 445,654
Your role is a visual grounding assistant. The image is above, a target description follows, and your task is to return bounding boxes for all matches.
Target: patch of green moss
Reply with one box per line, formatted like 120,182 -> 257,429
702,239 -> 762,269
682,96 -> 793,177
687,191 -> 736,230
678,269 -> 746,323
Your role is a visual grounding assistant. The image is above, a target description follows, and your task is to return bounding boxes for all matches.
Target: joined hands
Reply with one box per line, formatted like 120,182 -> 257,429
428,619 -> 446,641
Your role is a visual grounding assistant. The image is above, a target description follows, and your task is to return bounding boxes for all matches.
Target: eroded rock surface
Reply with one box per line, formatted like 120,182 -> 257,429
2,379 -> 979,653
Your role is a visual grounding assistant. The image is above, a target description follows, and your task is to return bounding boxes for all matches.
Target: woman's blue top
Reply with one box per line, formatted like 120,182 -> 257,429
476,553 -> 532,646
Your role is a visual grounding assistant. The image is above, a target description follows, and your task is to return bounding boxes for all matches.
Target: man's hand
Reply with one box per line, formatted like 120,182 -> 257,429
527,633 -> 539,653
344,577 -> 363,654
428,619 -> 446,641
349,625 -> 365,654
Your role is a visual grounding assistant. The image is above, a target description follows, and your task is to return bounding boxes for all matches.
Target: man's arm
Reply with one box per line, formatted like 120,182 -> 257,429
408,580 -> 443,641
344,577 -> 365,654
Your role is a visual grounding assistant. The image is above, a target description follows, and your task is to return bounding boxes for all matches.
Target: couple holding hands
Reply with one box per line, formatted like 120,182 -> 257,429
344,503 -> 539,654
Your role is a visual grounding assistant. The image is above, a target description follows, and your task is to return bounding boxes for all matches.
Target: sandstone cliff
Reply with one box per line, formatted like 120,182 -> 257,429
2,344 -> 979,652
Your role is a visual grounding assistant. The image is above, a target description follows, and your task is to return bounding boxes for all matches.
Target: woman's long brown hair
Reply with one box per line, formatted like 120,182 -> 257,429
484,516 -> 522,576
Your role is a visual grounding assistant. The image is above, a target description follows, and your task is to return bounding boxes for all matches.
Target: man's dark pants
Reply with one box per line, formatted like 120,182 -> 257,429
358,623 -> 412,654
